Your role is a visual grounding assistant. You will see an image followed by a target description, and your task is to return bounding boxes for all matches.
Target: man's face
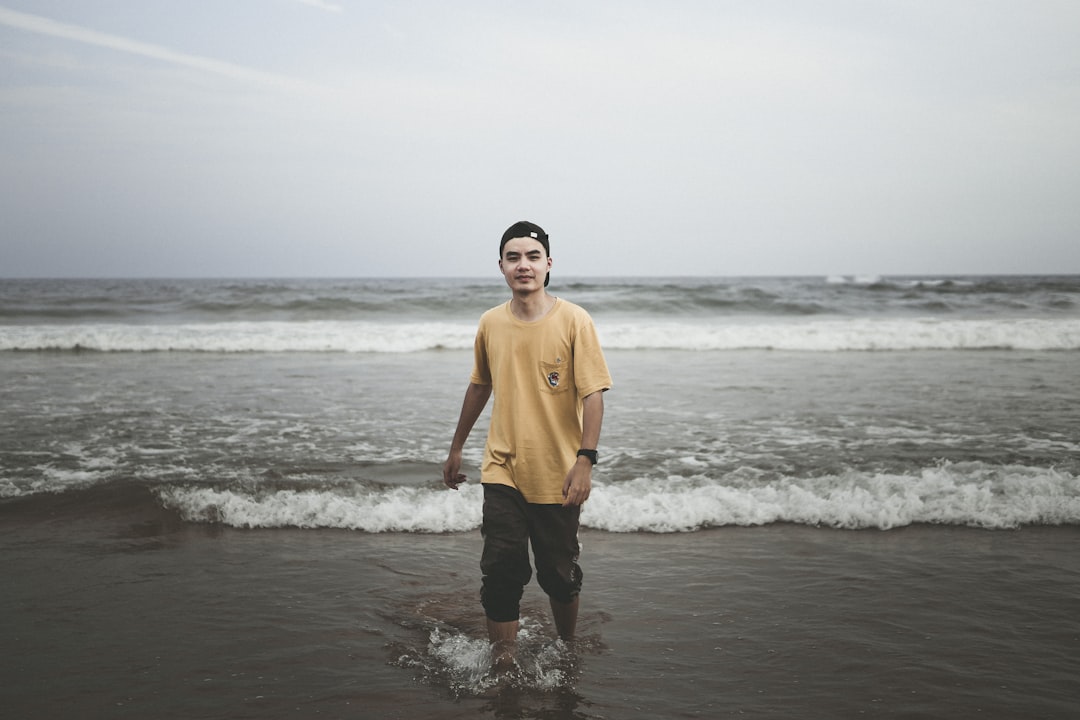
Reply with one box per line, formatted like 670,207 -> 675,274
499,237 -> 551,292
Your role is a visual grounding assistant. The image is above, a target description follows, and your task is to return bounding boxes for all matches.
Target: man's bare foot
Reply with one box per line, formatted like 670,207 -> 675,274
487,618 -> 519,675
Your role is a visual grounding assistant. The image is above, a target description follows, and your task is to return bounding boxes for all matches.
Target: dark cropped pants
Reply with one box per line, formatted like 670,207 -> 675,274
480,483 -> 583,623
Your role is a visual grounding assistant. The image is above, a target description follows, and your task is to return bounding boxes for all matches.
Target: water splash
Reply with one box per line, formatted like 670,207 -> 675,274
393,616 -> 581,699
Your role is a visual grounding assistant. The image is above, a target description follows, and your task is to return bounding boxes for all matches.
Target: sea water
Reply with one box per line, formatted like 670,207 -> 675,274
2,276 -> 1079,717
3,276 -> 1077,529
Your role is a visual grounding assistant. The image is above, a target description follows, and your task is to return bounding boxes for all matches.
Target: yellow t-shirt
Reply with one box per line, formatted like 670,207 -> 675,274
470,298 -> 612,504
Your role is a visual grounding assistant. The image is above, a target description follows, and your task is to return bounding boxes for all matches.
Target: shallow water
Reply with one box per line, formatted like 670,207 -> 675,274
3,348 -> 1077,530
2,493 -> 1077,718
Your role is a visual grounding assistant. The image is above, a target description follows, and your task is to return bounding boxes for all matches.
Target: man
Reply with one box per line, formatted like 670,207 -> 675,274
442,220 -> 612,672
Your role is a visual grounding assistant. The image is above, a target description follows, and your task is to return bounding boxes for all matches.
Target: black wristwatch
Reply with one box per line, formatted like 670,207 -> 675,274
577,449 -> 598,465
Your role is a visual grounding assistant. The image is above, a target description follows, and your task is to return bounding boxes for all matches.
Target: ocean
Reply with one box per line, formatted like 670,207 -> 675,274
1,275 -> 1078,718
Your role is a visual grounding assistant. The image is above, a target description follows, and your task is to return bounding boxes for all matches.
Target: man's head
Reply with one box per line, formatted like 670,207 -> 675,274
499,221 -> 551,288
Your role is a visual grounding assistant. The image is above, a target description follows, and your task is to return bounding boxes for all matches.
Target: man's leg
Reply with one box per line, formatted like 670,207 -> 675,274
480,485 -> 532,671
530,503 -> 583,640
549,595 -> 579,640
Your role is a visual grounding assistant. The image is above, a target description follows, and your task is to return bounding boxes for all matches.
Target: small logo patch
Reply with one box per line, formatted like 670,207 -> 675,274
547,371 -> 560,388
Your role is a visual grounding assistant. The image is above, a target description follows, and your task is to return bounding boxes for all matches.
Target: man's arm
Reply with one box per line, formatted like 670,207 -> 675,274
562,390 -> 605,506
442,382 -> 493,489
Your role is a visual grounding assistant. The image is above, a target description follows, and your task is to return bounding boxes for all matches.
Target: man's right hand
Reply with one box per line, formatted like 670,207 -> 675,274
442,450 -> 467,490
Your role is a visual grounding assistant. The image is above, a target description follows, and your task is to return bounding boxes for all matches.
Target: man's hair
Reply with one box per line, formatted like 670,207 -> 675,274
499,220 -> 551,287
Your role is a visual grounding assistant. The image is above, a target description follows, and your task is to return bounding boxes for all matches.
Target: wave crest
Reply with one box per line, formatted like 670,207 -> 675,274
3,318 -> 1079,353
148,463 -> 1080,532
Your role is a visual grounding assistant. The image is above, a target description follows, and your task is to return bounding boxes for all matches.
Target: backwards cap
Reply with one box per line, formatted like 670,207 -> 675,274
499,220 -> 550,287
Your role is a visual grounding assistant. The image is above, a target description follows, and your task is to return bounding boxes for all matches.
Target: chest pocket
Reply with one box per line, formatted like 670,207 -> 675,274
539,360 -> 572,394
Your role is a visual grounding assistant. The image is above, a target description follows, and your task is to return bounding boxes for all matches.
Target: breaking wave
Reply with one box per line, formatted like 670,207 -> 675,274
3,317 -> 1080,353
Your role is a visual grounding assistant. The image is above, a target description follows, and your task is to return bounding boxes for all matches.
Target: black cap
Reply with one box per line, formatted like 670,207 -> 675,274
499,220 -> 550,287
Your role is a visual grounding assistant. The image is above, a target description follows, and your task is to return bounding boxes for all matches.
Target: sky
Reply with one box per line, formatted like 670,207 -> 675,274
1,1 -> 1078,278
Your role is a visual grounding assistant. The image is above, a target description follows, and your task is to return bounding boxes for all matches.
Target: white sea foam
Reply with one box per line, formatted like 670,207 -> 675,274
0,321 -> 476,353
826,275 -> 883,285
584,464 -> 1080,531
155,463 -> 1080,532
3,317 -> 1080,352
0,466 -> 108,498
601,318 -> 1080,351
157,483 -> 484,532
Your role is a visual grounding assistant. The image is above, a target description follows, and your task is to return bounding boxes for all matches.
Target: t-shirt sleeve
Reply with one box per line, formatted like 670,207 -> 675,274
573,311 -> 612,397
469,320 -> 492,385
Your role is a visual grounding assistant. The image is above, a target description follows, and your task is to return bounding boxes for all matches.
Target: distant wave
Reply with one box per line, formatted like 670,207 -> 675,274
3,277 -> 1077,324
3,318 -> 1080,353
602,318 -> 1080,351
0,321 -> 475,353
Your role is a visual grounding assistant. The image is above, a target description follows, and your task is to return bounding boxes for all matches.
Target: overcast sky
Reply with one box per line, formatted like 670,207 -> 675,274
2,1 -> 1078,278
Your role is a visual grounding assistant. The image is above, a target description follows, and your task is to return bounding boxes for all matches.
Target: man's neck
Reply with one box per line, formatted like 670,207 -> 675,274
510,291 -> 555,322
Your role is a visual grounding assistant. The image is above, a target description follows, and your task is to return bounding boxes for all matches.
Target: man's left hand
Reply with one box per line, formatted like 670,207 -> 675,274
562,458 -> 593,507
